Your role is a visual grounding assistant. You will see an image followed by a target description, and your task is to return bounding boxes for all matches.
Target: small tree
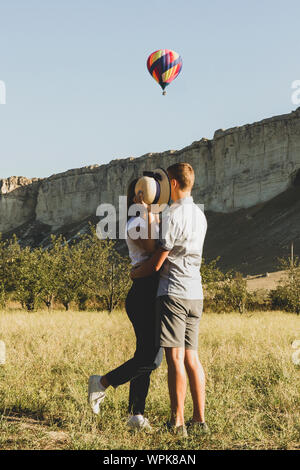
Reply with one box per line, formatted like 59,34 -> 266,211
104,251 -> 131,312
39,235 -> 64,310
226,272 -> 248,314
201,257 -> 225,285
82,229 -> 131,312
270,256 -> 300,314
55,241 -> 84,311
210,271 -> 248,313
0,235 -> 20,308
13,246 -> 44,311
201,258 -> 252,313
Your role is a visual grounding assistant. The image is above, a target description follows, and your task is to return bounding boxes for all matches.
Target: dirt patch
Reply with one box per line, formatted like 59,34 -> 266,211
1,414 -> 70,449
246,270 -> 287,292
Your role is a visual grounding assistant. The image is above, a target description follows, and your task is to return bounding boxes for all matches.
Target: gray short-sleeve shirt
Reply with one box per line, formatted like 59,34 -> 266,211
157,196 -> 207,300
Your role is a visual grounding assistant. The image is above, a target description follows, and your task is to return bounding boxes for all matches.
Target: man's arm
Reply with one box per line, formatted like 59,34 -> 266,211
130,247 -> 169,279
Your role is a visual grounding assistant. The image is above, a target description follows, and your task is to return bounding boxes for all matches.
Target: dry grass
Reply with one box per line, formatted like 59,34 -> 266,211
246,270 -> 287,292
0,309 -> 299,450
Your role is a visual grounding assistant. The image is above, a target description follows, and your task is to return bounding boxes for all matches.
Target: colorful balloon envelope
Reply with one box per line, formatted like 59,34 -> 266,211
147,49 -> 183,95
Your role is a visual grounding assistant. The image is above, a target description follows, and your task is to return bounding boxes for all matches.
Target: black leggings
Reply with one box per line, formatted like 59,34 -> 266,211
105,273 -> 163,415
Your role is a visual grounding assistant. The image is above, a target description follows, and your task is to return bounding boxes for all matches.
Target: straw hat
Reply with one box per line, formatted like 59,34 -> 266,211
135,167 -> 171,212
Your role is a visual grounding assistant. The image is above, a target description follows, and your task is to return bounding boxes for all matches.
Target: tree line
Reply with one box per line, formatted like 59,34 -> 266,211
0,230 -> 299,313
0,229 -> 131,312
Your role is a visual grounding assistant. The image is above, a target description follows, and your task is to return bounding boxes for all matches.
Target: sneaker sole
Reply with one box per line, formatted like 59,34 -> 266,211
88,375 -> 105,414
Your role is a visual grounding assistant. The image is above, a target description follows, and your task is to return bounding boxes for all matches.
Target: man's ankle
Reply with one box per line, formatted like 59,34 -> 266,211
192,417 -> 205,423
170,415 -> 184,427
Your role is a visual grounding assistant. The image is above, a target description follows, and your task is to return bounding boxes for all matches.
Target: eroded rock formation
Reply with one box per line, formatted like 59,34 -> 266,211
1,108 -> 300,234
0,177 -> 41,233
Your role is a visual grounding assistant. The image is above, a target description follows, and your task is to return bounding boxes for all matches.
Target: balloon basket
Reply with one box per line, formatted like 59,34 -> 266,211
162,91 -> 166,96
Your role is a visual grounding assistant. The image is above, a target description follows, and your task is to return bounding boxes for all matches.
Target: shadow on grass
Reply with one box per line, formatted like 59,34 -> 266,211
0,408 -> 65,428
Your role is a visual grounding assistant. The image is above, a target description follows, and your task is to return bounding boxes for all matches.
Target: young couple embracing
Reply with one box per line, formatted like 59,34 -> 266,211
88,162 -> 208,437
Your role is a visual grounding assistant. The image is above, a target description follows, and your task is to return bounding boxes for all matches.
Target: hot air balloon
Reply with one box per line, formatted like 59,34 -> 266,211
147,49 -> 183,95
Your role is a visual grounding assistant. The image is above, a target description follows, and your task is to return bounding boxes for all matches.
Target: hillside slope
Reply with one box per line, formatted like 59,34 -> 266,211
204,185 -> 300,274
5,184 -> 300,276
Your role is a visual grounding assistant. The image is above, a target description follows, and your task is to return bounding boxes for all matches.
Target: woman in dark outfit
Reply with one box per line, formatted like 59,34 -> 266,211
88,179 -> 163,430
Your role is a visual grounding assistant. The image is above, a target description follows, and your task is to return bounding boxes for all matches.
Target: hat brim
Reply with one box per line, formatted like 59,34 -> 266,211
152,167 -> 171,209
134,167 -> 171,214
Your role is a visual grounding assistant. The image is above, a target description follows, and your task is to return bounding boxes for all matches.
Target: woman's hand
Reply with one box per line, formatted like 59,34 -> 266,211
135,190 -> 152,213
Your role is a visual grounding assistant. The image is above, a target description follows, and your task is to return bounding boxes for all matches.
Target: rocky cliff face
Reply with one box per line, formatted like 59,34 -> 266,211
0,177 -> 41,233
1,107 -> 300,235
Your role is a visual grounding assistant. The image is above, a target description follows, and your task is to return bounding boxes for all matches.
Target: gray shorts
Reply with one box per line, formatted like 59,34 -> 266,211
156,295 -> 203,350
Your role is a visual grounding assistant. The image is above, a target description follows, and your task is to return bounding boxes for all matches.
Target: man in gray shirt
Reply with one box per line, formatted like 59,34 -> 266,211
131,162 -> 208,436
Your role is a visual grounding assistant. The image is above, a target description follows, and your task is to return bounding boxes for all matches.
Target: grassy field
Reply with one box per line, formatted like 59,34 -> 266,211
0,309 -> 299,450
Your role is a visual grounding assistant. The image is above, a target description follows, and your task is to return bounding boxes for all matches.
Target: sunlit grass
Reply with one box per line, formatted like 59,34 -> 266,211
0,309 -> 299,450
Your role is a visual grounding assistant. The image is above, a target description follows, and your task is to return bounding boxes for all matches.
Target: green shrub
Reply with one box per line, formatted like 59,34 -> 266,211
201,258 -> 250,313
212,272 -> 249,313
269,257 -> 300,314
246,289 -> 271,311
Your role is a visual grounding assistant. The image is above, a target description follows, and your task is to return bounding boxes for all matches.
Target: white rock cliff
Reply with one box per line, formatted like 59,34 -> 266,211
1,108 -> 300,234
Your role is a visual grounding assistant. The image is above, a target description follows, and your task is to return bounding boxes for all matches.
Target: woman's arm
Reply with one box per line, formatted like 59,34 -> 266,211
132,192 -> 157,254
133,210 -> 157,254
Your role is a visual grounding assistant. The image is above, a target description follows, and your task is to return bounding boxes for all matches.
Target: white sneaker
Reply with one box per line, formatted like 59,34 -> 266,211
88,375 -> 106,415
127,415 -> 152,431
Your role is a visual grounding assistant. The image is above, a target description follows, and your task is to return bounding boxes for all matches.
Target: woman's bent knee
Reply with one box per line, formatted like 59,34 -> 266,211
153,348 -> 163,370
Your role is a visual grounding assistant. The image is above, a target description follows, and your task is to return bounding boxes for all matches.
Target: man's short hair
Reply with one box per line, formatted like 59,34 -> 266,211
167,162 -> 195,190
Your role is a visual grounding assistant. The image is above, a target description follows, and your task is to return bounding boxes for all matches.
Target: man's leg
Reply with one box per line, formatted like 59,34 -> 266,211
158,296 -> 188,428
184,299 -> 205,423
165,347 -> 186,427
184,349 -> 205,423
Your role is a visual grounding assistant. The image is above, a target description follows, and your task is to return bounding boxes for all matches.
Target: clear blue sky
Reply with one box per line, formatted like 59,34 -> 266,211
0,0 -> 299,179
